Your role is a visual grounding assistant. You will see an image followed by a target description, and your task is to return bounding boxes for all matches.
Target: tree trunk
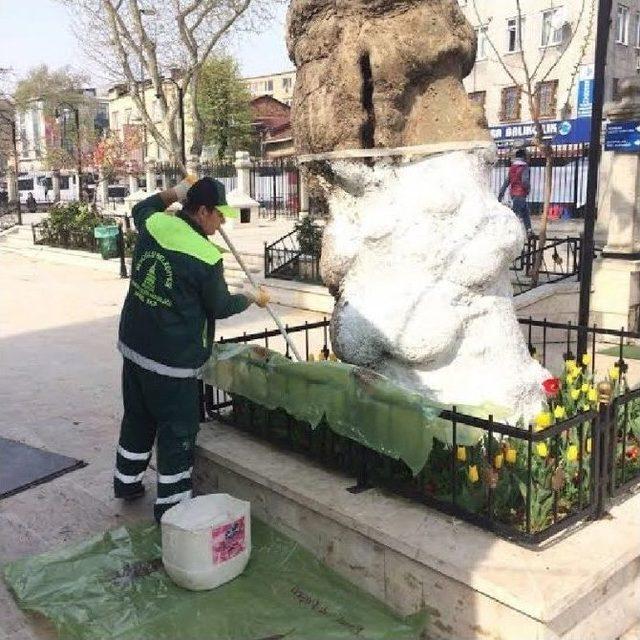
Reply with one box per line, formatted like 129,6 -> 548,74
531,146 -> 553,286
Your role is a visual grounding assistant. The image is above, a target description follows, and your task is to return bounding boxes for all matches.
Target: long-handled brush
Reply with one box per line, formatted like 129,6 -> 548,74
218,227 -> 303,362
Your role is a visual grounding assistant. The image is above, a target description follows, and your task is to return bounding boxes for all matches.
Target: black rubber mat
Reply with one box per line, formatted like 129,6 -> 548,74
0,437 -> 86,499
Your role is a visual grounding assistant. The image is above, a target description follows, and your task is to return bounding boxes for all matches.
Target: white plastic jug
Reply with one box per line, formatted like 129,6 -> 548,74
161,494 -> 251,591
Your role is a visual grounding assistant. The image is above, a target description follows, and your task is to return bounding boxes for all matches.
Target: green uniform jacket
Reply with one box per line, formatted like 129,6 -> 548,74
118,194 -> 250,378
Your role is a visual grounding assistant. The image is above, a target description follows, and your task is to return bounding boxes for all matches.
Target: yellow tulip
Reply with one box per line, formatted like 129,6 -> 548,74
329,353 -> 338,362
567,444 -> 579,462
494,453 -> 504,469
587,388 -> 598,403
609,366 -> 620,381
506,448 -> 517,464
582,353 -> 592,366
581,383 -> 589,393
581,403 -> 591,412
468,465 -> 479,483
566,373 -> 576,385
570,389 -> 580,401
565,359 -> 577,372
535,412 -> 553,431
536,442 -> 549,458
456,446 -> 467,462
554,405 -> 566,420
586,437 -> 592,454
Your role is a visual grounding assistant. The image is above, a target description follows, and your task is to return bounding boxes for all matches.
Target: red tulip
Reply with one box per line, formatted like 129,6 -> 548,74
542,378 -> 561,398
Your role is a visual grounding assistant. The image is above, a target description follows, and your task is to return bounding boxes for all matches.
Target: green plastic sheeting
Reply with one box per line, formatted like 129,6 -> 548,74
3,520 -> 425,640
202,344 -> 484,476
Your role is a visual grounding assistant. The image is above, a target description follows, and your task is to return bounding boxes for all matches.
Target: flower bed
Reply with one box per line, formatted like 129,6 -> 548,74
201,319 -> 640,545
32,201 -> 137,256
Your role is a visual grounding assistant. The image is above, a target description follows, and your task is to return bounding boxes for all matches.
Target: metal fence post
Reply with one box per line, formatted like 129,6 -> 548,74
118,223 -> 128,279
595,381 -> 614,517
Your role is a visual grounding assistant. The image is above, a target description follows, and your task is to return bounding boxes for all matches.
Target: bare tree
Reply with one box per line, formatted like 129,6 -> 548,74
472,0 -> 596,285
59,0 -> 280,173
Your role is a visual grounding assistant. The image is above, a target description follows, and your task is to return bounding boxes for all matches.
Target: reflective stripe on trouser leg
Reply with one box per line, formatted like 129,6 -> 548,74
114,358 -> 157,496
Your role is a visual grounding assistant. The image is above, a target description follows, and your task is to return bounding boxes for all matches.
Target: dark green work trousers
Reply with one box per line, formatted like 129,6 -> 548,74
114,358 -> 200,523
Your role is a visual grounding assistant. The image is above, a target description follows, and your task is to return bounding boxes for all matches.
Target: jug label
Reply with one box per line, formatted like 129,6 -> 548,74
212,517 -> 246,564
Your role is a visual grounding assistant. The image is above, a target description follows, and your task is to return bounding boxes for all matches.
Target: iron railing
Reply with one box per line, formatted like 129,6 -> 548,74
491,143 -> 589,219
264,228 -> 322,284
199,317 -> 640,545
512,235 -> 582,295
250,158 -> 300,219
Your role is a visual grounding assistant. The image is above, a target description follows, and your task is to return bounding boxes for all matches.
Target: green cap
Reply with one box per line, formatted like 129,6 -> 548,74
186,177 -> 240,218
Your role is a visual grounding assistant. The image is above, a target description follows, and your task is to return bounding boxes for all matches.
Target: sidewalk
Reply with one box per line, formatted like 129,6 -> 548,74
0,253 -> 324,639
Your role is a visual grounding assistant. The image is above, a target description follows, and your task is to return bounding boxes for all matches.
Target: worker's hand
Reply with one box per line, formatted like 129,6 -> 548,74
173,175 -> 198,203
246,286 -> 270,308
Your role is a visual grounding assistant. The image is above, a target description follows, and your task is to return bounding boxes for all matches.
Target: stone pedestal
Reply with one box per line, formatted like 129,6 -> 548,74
226,151 -> 259,226
52,170 -> 61,202
97,169 -> 109,207
7,167 -> 17,203
127,173 -> 138,196
592,78 -> 640,333
195,423 -> 640,640
145,161 -> 156,193
186,158 -> 200,178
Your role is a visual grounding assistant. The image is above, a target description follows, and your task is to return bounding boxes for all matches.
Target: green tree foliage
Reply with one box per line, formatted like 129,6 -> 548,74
13,65 -> 90,114
13,65 -> 98,170
197,57 -> 253,161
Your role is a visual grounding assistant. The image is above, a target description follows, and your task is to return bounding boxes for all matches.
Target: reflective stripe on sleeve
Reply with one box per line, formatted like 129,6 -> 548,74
114,470 -> 145,484
155,490 -> 193,505
117,445 -> 152,462
157,468 -> 193,484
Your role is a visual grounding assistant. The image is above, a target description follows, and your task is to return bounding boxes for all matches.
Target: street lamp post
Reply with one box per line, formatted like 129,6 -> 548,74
55,102 -> 83,202
577,0 -> 613,357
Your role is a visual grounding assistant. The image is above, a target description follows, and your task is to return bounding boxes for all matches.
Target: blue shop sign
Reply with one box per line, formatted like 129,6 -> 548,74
577,78 -> 594,118
604,121 -> 640,152
489,117 -> 592,146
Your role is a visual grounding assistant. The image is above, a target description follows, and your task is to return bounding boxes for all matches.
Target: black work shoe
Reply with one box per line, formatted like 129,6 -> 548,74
115,485 -> 146,502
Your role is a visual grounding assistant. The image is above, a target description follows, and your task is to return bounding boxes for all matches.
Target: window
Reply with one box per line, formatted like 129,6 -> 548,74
507,17 -> 524,53
500,86 -> 521,122
617,5 -> 630,45
282,77 -> 292,90
612,77 -> 621,101
535,80 -> 558,119
468,91 -> 486,119
635,12 -> 640,47
111,111 -> 119,130
541,8 -> 565,47
475,26 -> 488,60
265,80 -> 273,92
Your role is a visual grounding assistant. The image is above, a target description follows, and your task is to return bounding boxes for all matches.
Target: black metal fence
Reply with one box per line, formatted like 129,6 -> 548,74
250,158 -> 300,219
491,144 -> 589,219
264,228 -> 322,284
199,317 -> 640,545
512,235 -> 582,295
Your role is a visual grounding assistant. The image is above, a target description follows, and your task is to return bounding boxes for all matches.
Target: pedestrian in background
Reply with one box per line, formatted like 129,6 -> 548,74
498,148 -> 534,238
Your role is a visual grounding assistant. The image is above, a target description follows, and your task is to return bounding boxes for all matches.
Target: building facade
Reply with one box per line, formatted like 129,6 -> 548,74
243,70 -> 296,105
106,80 -> 194,165
458,0 -> 640,146
15,88 -> 109,173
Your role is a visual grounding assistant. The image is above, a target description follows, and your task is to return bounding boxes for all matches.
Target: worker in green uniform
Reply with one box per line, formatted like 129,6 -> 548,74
114,176 -> 269,523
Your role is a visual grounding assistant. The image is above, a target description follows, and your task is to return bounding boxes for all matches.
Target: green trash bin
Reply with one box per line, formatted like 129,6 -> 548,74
93,225 -> 120,260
